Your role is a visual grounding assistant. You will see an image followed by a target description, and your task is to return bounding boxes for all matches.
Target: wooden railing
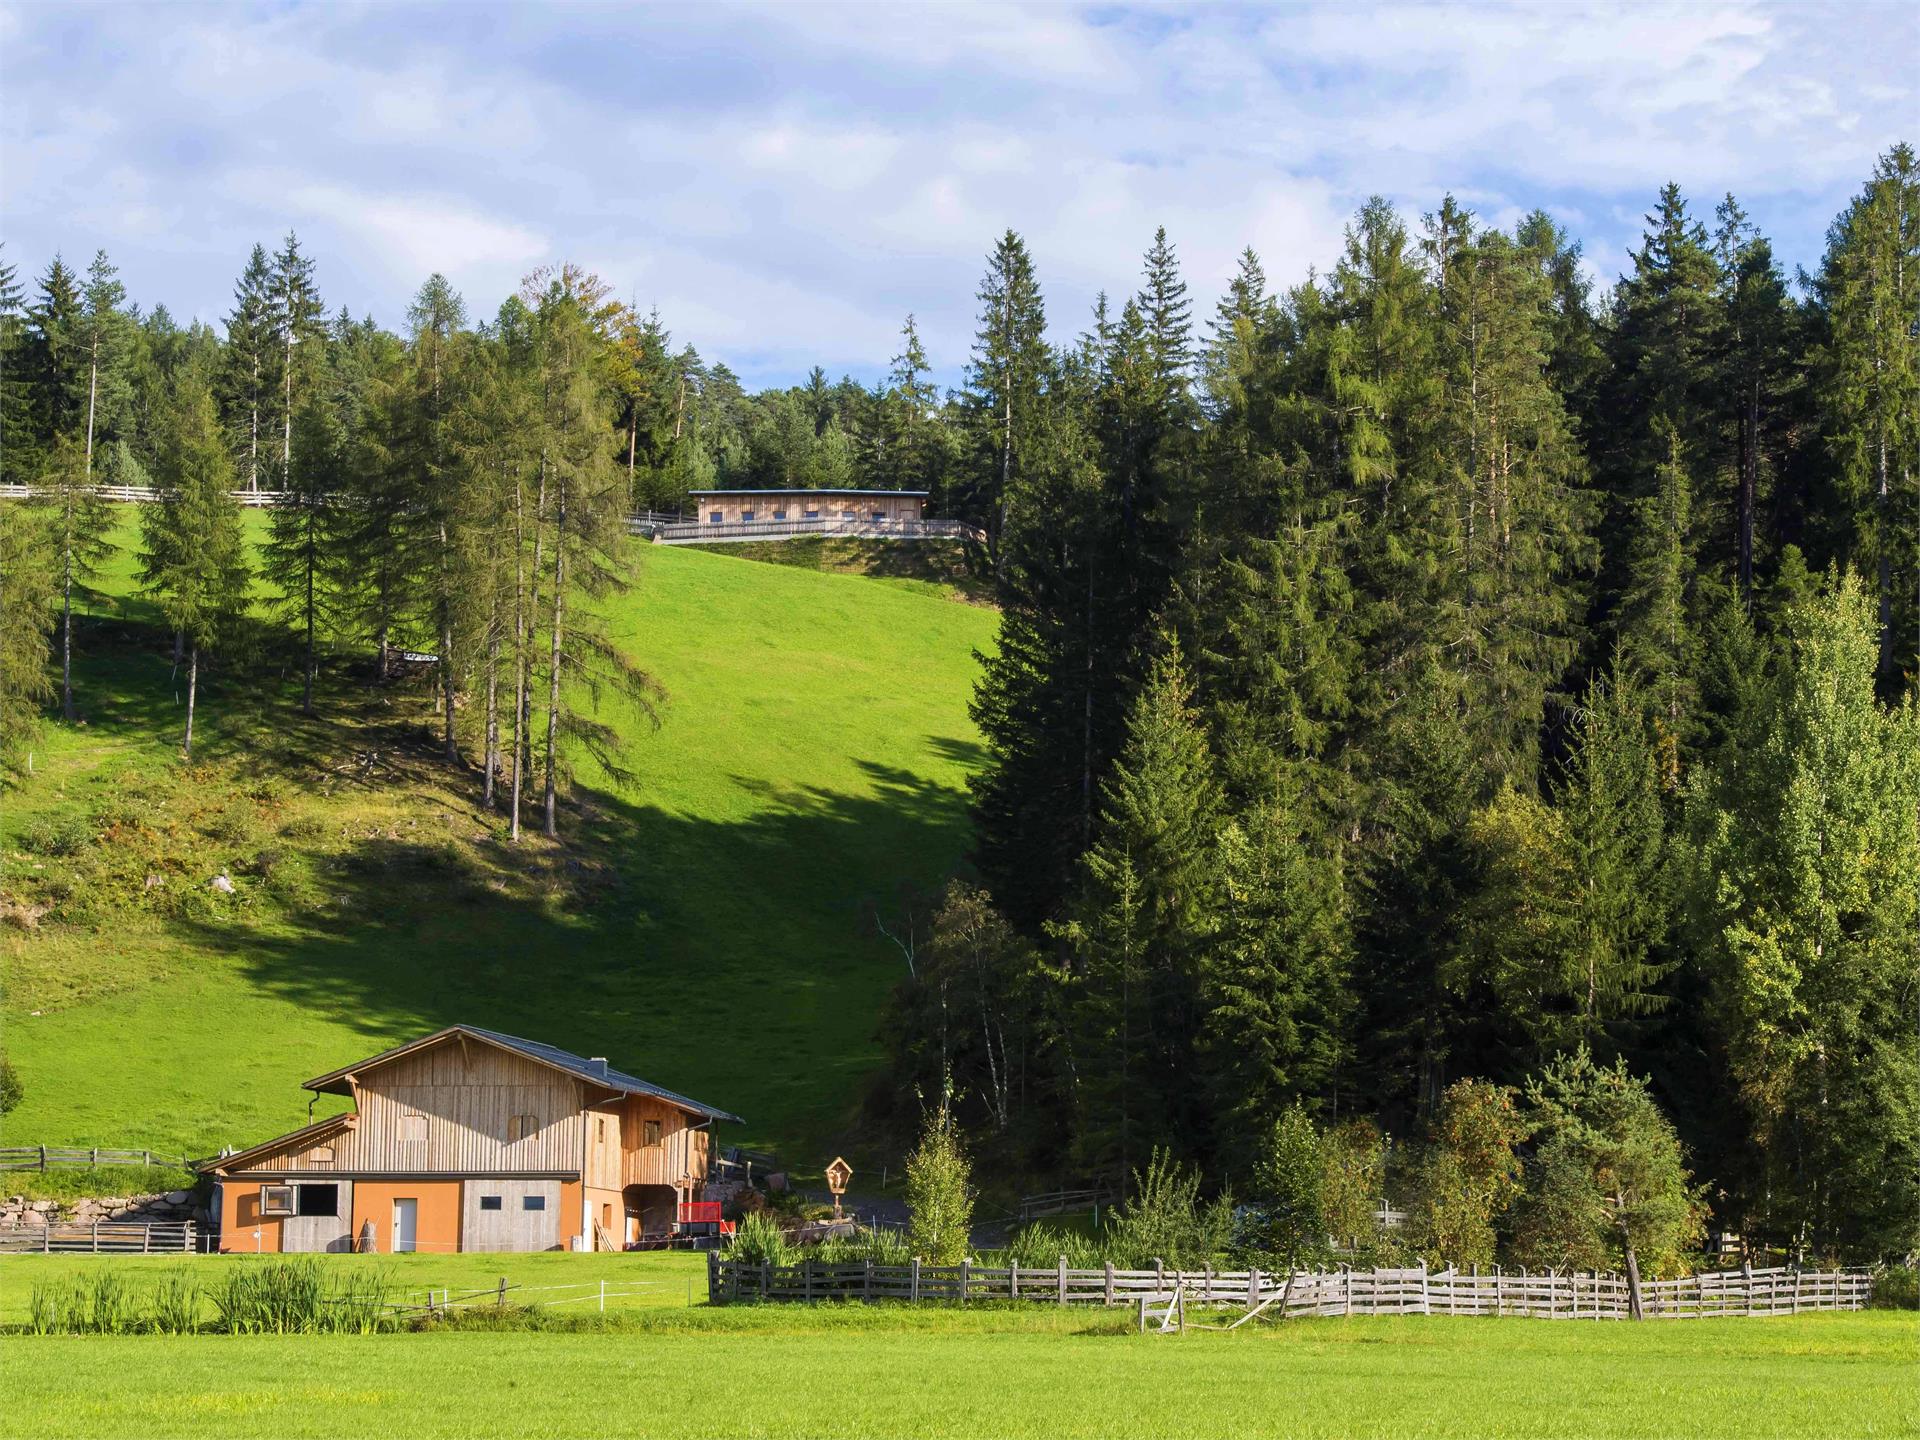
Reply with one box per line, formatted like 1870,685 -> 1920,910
0,1146 -> 194,1173
0,1221 -> 199,1254
708,1257 -> 1873,1319
645,517 -> 985,545
0,484 -> 288,506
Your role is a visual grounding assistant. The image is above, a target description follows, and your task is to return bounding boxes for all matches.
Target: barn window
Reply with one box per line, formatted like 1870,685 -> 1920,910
596,1117 -> 607,1143
309,1145 -> 335,1169
643,1120 -> 662,1148
260,1185 -> 294,1216
804,509 -> 819,519
741,510 -> 755,522
508,1113 -> 540,1142
523,1195 -> 547,1211
773,510 -> 787,520
400,1111 -> 427,1143
841,510 -> 855,519
296,1184 -> 339,1218
479,1195 -> 503,1211
872,511 -> 885,521
708,511 -> 722,523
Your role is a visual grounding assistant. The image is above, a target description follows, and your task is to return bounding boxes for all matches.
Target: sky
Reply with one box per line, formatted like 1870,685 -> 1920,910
3,1 -> 1914,392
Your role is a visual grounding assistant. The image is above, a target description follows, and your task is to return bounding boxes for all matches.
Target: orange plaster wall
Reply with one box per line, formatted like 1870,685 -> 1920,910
585,1186 -> 624,1248
558,1180 -> 584,1250
219,1183 -> 283,1253
350,1180 -> 462,1255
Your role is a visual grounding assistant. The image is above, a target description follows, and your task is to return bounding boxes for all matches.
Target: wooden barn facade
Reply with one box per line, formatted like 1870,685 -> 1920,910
201,1027 -> 740,1254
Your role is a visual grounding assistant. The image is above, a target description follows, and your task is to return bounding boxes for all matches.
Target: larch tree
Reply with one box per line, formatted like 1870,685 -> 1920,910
140,381 -> 250,759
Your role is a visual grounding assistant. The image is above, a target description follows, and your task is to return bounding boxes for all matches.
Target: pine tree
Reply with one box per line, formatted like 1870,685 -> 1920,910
270,233 -> 325,487
24,256 -> 82,453
219,244 -> 276,490
76,250 -> 133,482
0,491 -> 55,772
140,381 -> 250,759
961,230 -> 1050,562
33,434 -> 114,719
264,395 -> 348,714
0,244 -> 32,486
1053,643 -> 1223,1181
1814,145 -> 1920,692
1686,568 -> 1919,1256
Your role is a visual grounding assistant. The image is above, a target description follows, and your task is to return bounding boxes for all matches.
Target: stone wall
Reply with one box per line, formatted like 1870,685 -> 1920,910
1,1189 -> 211,1229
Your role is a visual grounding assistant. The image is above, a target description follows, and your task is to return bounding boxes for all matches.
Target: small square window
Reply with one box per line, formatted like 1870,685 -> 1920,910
296,1184 -> 339,1218
479,1195 -> 503,1212
709,511 -> 723,523
871,511 -> 884,521
260,1184 -> 294,1216
596,1117 -> 607,1142
741,511 -> 755,522
400,1112 -> 427,1143
841,509 -> 855,519
773,510 -> 787,520
523,1195 -> 546,1212
804,509 -> 819,519
643,1120 -> 662,1148
508,1114 -> 539,1143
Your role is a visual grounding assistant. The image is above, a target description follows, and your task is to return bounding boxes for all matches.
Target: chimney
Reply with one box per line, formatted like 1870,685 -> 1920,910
589,1057 -> 609,1077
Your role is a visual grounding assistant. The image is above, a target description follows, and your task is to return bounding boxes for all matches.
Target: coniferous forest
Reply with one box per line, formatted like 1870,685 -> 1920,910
2,148 -> 1915,1265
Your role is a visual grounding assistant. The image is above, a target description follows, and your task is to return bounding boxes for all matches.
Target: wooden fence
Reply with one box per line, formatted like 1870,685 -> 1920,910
0,484 -> 288,506
707,1256 -> 1872,1320
0,1221 -> 199,1254
0,1146 -> 193,1173
646,517 -> 985,545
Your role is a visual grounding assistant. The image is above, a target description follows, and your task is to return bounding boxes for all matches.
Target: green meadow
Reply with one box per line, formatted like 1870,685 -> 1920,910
3,1294 -> 1912,1439
1,510 -> 996,1167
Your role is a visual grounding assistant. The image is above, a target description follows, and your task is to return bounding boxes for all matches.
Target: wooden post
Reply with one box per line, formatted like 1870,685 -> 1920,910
92,1221 -> 99,1254
499,1276 -> 509,1309
1742,1258 -> 1754,1317
804,1259 -> 813,1304
707,1251 -> 719,1304
960,1259 -> 970,1305
1249,1266 -> 1261,1313
1137,1295 -> 1147,1333
598,1280 -> 606,1314
1104,1260 -> 1115,1307
910,1257 -> 921,1303
1419,1261 -> 1429,1315
1057,1256 -> 1067,1306
761,1258 -> 771,1301
1009,1260 -> 1018,1303
39,1145 -> 47,1172
865,1259 -> 874,1304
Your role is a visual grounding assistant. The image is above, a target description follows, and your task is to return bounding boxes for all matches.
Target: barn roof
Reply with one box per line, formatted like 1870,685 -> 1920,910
301,1025 -> 744,1124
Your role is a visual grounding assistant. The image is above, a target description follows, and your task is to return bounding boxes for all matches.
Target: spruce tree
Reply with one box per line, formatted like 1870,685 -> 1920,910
264,396 -> 348,715
76,251 -> 132,482
219,244 -> 276,490
0,493 -> 54,773
270,232 -> 325,487
24,256 -> 81,453
140,381 -> 250,759
33,434 -> 114,719
960,230 -> 1050,561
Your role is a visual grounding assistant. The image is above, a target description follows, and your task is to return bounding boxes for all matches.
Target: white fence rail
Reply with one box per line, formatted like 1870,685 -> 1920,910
708,1256 -> 1872,1320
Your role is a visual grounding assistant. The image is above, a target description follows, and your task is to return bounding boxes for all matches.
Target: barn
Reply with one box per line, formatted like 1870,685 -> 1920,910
686,488 -> 926,525
201,1026 -> 740,1254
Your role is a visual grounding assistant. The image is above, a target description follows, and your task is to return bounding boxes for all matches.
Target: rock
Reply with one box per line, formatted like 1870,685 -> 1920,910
144,874 -> 165,889
210,873 -> 235,894
164,1190 -> 191,1206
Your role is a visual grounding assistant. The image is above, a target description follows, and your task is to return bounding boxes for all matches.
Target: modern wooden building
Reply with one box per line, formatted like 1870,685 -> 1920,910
202,1026 -> 740,1254
687,489 -> 926,525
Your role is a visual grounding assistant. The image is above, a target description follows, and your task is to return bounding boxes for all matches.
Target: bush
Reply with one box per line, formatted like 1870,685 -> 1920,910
22,812 -> 93,857
906,1100 -> 973,1264
1240,1105 -> 1328,1271
811,1227 -> 912,1266
0,1054 -> 21,1116
1872,1264 -> 1919,1310
1108,1149 -> 1233,1268
724,1211 -> 796,1267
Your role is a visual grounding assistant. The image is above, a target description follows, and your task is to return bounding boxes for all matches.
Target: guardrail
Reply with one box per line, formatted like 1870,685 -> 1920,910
0,1221 -> 199,1254
0,1146 -> 195,1173
708,1256 -> 1873,1319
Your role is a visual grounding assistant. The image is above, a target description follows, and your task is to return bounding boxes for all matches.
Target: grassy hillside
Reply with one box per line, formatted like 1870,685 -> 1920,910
0,511 -> 995,1170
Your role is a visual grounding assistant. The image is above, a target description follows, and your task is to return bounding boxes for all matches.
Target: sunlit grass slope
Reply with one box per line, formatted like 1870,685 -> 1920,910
1,511 -> 994,1168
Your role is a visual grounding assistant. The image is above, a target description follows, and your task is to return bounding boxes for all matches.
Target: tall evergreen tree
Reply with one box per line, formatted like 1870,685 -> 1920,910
24,256 -> 82,454
960,231 -> 1050,562
271,232 -> 325,486
140,381 -> 250,759
264,395 -> 348,714
76,250 -> 132,481
0,490 -> 54,773
33,434 -> 114,719
219,244 -> 276,490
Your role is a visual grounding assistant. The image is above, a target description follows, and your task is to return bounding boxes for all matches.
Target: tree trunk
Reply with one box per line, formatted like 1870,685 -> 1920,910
1738,378 -> 1758,606
483,617 -> 501,809
1623,1237 -> 1645,1321
182,645 -> 198,760
85,350 -> 98,479
61,524 -> 74,721
301,531 -> 316,716
542,491 -> 567,840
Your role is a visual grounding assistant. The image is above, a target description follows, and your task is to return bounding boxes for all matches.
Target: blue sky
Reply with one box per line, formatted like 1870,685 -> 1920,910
3,2 -> 1913,391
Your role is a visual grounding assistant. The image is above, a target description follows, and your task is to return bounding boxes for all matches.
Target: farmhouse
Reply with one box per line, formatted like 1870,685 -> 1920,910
688,488 -> 926,525
201,1026 -> 740,1254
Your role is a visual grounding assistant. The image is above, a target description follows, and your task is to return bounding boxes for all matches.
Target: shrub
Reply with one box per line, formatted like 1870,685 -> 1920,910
989,1222 -> 1106,1271
22,812 -> 93,857
906,1100 -> 973,1264
1872,1264 -> 1919,1310
1240,1105 -> 1328,1271
1108,1149 -> 1233,1268
1322,1118 -> 1389,1260
0,1054 -> 21,1116
1405,1079 -> 1528,1270
724,1211 -> 796,1268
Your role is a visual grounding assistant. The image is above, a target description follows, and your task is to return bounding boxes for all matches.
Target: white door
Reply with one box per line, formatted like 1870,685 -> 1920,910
392,1198 -> 418,1253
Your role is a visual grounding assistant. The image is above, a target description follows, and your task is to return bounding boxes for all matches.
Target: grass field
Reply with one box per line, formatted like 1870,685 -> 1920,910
1,509 -> 995,1170
2,1283 -> 1912,1439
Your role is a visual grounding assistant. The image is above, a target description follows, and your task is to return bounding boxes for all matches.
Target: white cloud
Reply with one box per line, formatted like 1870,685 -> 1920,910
1,1 -> 1910,384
